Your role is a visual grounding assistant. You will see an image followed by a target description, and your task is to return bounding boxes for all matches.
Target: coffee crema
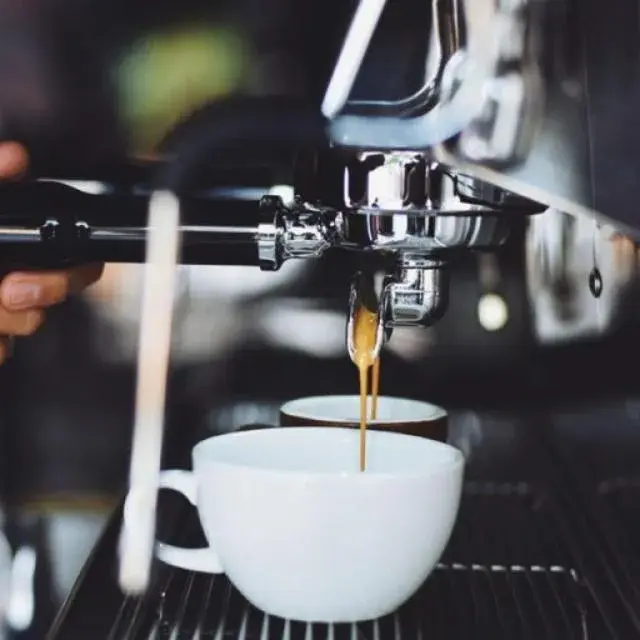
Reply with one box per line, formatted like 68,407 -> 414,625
351,304 -> 381,471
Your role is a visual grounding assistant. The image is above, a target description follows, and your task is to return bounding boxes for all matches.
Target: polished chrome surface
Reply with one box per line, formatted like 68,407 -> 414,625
437,0 -> 640,233
382,257 -> 449,328
326,0 -> 538,154
324,0 -> 462,119
327,50 -> 487,150
252,166 -> 518,329
320,0 -> 388,119
256,196 -> 336,271
256,173 -> 514,277
455,0 -> 542,165
525,208 -> 639,344
345,256 -> 451,333
344,153 -> 497,215
340,209 -> 510,254
340,154 -> 514,267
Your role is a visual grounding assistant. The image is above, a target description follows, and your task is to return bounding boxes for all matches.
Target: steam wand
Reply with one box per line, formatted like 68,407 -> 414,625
119,192 -> 181,595
116,99 -> 327,595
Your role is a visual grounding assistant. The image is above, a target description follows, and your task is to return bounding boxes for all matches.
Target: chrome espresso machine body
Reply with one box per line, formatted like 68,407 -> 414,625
0,0 -> 632,331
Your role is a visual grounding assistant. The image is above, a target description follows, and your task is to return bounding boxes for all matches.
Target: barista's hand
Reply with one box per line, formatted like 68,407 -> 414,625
0,142 -> 104,363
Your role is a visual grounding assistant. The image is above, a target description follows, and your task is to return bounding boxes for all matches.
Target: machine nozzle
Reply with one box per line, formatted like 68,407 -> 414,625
346,254 -> 449,358
381,255 -> 450,329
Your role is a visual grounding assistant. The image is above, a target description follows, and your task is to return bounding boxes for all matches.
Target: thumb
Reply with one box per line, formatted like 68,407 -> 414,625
0,142 -> 29,180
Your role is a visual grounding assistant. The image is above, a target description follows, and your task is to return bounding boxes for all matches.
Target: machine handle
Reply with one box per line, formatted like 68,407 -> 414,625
0,98 -> 328,270
325,0 -> 453,119
0,181 -> 262,268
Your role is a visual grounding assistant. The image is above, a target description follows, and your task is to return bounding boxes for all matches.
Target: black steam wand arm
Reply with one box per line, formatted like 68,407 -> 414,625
0,98 -> 328,269
0,181 -> 263,267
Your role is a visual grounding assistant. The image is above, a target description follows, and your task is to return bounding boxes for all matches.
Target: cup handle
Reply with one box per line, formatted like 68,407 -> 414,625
155,470 -> 223,574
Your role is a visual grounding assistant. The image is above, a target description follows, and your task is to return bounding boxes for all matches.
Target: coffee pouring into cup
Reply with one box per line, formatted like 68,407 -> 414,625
154,261 -> 462,624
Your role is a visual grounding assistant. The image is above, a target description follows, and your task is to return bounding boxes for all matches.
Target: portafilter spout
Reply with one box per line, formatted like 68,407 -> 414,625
381,254 -> 450,328
346,255 -> 449,359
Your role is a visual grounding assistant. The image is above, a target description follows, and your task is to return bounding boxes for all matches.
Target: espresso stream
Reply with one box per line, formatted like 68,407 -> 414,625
351,305 -> 381,471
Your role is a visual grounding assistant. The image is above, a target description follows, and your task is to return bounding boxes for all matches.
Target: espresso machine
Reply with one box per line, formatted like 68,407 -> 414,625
2,0 -> 640,637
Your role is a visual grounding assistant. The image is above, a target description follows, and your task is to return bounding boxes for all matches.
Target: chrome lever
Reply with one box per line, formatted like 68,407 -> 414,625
322,0 -> 388,120
324,0 -> 533,154
343,0 -> 461,118
327,48 -> 487,150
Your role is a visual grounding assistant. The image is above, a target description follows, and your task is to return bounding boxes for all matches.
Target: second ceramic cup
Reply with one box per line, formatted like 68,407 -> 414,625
280,395 -> 448,442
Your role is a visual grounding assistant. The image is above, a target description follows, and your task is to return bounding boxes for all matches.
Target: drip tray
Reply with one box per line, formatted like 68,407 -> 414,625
107,483 -> 594,640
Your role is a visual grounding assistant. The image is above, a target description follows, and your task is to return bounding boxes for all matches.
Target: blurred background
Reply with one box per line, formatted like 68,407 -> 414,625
0,0 -> 638,636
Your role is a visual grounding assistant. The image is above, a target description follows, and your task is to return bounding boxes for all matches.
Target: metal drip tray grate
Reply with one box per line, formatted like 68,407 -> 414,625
107,482 -> 593,640
594,477 -> 640,605
597,476 -> 640,552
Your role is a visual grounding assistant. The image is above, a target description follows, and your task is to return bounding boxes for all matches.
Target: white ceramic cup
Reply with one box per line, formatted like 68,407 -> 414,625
156,426 -> 464,623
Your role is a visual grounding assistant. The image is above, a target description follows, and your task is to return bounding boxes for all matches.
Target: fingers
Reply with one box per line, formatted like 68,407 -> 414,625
0,308 -> 44,337
0,145 -> 104,365
0,263 -> 104,311
0,142 -> 29,180
0,141 -> 35,365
